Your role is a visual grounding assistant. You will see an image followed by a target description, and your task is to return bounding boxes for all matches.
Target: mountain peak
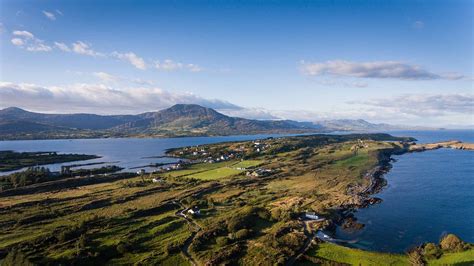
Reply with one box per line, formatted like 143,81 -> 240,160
166,104 -> 213,111
160,104 -> 223,117
0,107 -> 29,115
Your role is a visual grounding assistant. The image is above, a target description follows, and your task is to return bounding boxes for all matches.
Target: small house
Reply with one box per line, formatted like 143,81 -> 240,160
304,212 -> 321,220
187,207 -> 201,215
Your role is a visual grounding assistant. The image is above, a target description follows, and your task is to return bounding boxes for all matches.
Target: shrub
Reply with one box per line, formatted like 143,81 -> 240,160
165,242 -> 181,254
270,208 -> 282,221
423,243 -> 441,259
407,247 -> 425,266
216,236 -> 229,247
2,248 -> 34,266
235,229 -> 250,239
440,234 -> 465,252
116,242 -> 131,254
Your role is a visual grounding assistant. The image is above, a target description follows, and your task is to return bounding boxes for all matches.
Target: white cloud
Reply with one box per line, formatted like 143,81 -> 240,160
11,38 -> 24,46
13,30 -> 34,39
112,52 -> 147,70
300,60 -> 464,80
155,59 -> 203,72
54,42 -> 71,52
26,42 -> 52,52
56,10 -> 63,16
11,30 -> 52,52
93,72 -> 119,83
0,82 -> 239,114
42,10 -> 56,21
72,41 -> 103,57
10,30 -> 205,72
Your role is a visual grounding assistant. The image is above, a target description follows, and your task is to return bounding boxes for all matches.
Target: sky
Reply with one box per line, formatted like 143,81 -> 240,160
0,0 -> 473,127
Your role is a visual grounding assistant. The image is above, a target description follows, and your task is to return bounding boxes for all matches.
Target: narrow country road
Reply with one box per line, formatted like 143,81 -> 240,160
172,201 -> 202,266
286,221 -> 316,266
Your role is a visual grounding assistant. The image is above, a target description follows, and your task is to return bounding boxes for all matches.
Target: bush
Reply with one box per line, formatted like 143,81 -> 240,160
165,242 -> 181,255
423,243 -> 441,259
440,234 -> 466,252
116,242 -> 131,254
227,216 -> 249,233
3,248 -> 34,266
216,236 -> 229,247
407,247 -> 425,266
270,208 -> 282,221
235,229 -> 250,239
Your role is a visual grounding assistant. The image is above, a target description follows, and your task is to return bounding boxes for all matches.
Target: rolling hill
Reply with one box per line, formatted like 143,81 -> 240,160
0,104 -> 416,140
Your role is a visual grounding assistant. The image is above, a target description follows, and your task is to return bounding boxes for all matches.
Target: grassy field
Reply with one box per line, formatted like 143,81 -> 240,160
165,160 -> 263,180
306,242 -> 408,265
428,249 -> 474,265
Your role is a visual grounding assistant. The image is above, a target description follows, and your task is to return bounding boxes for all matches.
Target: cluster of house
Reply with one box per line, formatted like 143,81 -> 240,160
350,139 -> 369,152
178,146 -> 209,157
246,168 -> 274,177
203,153 -> 236,164
253,141 -> 271,153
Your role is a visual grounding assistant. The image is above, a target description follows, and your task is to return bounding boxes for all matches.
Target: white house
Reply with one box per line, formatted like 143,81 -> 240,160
304,212 -> 321,220
188,207 -> 201,215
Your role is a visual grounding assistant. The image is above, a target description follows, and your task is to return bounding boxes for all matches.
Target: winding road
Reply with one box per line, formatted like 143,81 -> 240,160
172,201 -> 202,266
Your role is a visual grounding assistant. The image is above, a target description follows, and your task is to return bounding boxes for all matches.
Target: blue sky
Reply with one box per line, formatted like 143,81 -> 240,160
0,0 -> 472,127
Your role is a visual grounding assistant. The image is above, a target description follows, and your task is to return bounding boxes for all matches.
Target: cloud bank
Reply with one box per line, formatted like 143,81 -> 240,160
353,94 -> 474,116
301,60 -> 464,80
0,82 -> 240,114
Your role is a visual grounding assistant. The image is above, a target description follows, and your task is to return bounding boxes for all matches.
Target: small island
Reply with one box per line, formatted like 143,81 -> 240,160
0,151 -> 100,172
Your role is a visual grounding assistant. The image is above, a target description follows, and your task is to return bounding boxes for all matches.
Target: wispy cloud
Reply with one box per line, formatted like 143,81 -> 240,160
351,93 -> 474,116
72,41 -> 104,57
155,59 -> 203,72
54,42 -> 71,52
0,81 -> 240,114
42,10 -> 56,21
93,72 -> 120,83
112,52 -> 147,70
10,30 -> 207,72
11,30 -> 52,52
300,60 -> 464,80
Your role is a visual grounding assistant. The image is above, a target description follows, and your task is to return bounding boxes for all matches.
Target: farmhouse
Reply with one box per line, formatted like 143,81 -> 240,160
188,207 -> 201,215
303,211 -> 321,220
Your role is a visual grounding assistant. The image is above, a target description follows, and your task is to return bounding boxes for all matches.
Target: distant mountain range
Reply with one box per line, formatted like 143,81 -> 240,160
0,104 -> 426,140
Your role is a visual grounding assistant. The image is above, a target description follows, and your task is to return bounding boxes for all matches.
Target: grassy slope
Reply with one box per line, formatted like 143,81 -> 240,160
428,249 -> 474,265
307,243 -> 474,266
307,243 -> 408,266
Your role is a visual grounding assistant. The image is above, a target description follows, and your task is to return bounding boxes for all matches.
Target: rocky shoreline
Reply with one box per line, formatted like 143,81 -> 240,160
331,140 -> 474,235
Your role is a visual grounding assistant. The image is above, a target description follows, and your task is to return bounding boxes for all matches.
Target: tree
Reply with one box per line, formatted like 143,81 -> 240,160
440,234 -> 465,252
423,243 -> 441,259
407,247 -> 425,266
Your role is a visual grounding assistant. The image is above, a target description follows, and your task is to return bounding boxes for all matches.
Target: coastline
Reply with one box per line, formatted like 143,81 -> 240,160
329,140 -> 474,251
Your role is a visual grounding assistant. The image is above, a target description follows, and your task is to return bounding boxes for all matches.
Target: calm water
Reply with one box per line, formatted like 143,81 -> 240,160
336,130 -> 474,253
0,134 -> 290,175
1,130 -> 473,253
